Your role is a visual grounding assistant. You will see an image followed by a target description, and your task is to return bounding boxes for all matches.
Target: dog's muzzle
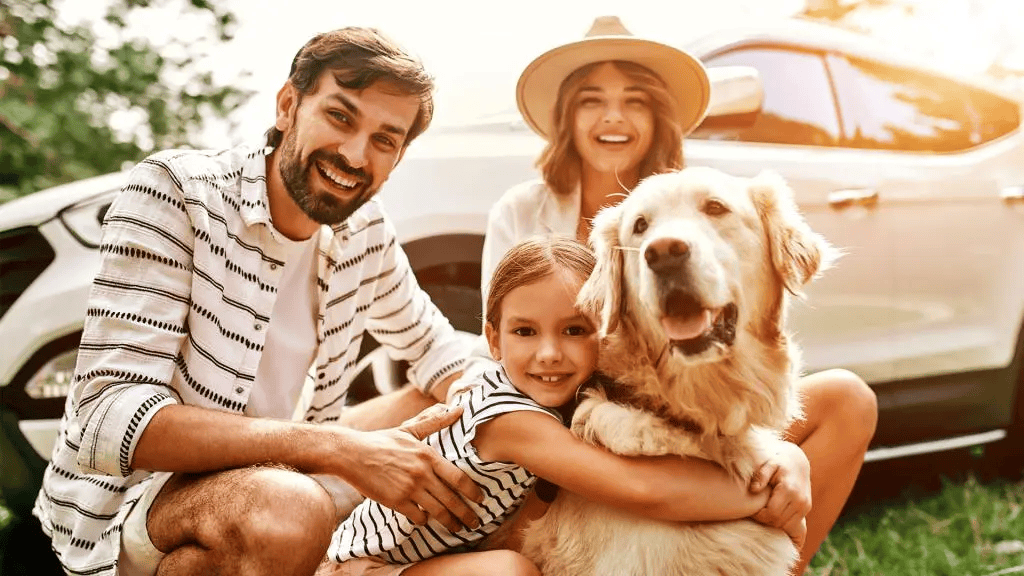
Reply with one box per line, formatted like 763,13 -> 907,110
645,236 -> 738,355
659,290 -> 738,357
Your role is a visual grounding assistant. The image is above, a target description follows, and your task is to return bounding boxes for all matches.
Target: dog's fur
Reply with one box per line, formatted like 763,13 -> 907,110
520,167 -> 837,576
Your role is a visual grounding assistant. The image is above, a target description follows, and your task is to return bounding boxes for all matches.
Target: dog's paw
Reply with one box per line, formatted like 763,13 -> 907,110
725,427 -> 784,481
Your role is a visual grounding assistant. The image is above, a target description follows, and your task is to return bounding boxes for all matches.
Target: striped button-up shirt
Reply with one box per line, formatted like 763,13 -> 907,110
33,142 -> 467,576
328,367 -> 560,565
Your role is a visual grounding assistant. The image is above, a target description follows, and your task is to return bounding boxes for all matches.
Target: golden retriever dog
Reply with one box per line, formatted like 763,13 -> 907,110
520,167 -> 837,576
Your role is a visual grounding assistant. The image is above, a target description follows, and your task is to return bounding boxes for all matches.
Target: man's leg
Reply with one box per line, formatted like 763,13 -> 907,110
785,368 -> 878,574
146,465 -> 337,576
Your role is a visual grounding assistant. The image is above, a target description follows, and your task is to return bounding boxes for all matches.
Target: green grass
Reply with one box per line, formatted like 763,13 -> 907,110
810,473 -> 1024,576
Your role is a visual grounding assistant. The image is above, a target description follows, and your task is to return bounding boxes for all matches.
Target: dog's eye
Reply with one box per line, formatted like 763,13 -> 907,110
703,199 -> 730,216
632,216 -> 648,235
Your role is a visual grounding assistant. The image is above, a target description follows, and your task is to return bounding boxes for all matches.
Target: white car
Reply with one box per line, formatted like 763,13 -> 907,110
3,19 -> 1024,518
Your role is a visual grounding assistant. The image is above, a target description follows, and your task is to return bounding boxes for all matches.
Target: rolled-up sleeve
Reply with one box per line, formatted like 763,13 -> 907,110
364,219 -> 468,395
73,160 -> 193,477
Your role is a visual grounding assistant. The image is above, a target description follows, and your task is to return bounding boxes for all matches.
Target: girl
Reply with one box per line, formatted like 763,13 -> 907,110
322,237 -> 796,576
478,16 -> 879,574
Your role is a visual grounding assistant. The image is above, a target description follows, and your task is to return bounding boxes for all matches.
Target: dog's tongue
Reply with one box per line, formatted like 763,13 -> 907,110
661,310 -> 713,341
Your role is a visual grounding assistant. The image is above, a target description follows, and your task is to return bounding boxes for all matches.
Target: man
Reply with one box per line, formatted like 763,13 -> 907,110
34,27 -> 483,576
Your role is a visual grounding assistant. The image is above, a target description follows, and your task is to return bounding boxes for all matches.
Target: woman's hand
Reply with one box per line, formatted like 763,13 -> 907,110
748,441 -> 812,548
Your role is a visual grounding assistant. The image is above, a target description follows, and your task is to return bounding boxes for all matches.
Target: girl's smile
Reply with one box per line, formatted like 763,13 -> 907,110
486,269 -> 599,408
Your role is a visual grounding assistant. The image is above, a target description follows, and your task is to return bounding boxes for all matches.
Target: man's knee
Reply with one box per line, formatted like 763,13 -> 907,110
201,467 -> 336,560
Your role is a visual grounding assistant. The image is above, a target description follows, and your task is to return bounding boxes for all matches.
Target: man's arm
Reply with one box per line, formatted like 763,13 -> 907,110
362,217 -> 470,401
334,374 -> 463,431
131,402 -> 483,532
72,156 -> 194,477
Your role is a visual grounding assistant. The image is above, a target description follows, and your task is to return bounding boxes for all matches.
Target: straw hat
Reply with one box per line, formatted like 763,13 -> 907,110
516,15 -> 710,139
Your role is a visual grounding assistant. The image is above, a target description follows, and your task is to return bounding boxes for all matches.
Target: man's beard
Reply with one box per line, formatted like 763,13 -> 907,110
278,129 -> 375,226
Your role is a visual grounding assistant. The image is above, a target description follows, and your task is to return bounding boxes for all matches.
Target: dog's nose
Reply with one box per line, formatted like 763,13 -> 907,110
645,238 -> 690,273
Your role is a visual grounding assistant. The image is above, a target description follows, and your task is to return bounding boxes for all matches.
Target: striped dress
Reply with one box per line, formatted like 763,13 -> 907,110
328,367 -> 561,564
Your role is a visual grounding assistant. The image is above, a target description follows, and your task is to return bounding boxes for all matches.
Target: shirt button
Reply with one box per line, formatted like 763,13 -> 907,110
235,386 -> 244,394
270,263 -> 278,270
254,323 -> 263,331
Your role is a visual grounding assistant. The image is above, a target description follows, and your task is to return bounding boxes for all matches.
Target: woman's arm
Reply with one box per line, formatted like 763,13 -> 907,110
474,410 -> 768,522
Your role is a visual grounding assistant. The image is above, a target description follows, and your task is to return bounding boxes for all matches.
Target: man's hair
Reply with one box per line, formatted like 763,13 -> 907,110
485,236 -> 597,330
266,27 -> 435,148
537,60 -> 684,197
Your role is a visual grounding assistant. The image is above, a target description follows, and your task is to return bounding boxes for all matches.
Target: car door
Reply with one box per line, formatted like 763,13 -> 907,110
688,45 -> 899,387
825,52 -> 1024,441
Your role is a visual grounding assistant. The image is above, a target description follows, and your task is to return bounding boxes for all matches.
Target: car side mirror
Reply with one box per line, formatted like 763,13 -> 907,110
702,66 -> 763,129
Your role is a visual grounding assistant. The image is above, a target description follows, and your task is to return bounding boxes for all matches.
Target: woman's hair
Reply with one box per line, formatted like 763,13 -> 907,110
537,60 -> 684,197
266,27 -> 435,149
485,236 -> 597,328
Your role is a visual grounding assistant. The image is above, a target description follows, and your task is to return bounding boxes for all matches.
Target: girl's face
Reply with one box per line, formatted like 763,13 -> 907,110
571,62 -> 656,182
485,269 -> 599,408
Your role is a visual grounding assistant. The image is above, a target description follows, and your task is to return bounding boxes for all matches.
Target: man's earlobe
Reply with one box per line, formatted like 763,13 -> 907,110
275,82 -> 297,132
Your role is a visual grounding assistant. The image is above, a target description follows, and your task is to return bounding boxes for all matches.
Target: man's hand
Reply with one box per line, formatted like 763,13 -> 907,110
340,403 -> 484,533
748,441 -> 812,549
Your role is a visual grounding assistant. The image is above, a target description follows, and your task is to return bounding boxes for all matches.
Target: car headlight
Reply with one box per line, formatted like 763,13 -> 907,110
57,193 -> 113,248
24,348 -> 77,400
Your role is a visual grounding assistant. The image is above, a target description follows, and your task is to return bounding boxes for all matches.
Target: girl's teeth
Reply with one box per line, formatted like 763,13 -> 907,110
598,135 -> 629,143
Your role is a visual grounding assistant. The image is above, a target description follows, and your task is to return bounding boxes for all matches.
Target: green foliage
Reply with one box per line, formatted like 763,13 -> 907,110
0,0 -> 254,200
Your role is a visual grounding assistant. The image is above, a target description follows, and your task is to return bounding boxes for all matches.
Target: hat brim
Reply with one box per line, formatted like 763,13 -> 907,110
516,37 -> 710,139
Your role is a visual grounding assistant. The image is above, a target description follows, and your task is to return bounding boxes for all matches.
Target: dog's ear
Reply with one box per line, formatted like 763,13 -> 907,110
578,203 -> 624,336
750,170 -> 839,296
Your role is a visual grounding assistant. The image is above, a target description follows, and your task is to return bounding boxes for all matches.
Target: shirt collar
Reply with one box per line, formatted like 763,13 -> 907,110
238,143 -> 274,229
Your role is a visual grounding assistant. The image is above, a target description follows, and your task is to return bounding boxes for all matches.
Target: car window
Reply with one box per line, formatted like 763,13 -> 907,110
691,47 -> 841,146
826,54 -> 1019,152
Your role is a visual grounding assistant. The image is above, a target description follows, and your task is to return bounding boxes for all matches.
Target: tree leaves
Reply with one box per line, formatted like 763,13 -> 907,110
0,0 -> 253,199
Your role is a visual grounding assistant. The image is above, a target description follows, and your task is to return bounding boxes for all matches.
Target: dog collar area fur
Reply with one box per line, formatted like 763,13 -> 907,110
580,373 -> 704,436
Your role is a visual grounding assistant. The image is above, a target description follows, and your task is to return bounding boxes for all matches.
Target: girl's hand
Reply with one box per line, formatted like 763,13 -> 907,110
748,441 -> 811,548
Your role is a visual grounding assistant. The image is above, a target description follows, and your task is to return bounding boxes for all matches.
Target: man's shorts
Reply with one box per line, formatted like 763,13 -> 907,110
117,471 -> 173,576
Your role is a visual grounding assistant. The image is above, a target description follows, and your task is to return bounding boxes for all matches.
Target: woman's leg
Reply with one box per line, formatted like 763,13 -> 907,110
785,368 -> 878,574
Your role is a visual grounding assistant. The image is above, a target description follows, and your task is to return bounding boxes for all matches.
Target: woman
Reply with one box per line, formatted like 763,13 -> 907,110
480,15 -> 878,574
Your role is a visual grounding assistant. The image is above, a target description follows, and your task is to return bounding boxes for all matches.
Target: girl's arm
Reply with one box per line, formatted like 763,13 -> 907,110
473,410 -> 768,522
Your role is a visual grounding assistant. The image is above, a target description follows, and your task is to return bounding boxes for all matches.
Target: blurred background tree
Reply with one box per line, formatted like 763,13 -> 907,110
0,0 -> 254,201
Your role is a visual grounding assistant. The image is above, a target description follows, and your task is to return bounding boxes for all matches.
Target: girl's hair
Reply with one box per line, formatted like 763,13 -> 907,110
485,236 -> 597,328
537,60 -> 684,197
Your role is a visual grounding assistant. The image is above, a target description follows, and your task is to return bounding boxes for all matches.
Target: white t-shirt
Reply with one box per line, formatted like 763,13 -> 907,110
246,230 -> 320,419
